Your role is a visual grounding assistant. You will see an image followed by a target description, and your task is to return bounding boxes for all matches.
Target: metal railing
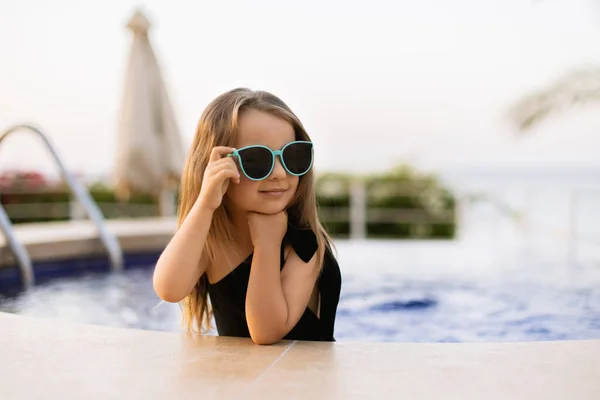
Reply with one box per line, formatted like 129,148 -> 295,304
0,204 -> 34,288
0,125 -> 124,289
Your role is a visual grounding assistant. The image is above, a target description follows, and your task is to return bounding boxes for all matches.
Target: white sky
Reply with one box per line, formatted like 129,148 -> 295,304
2,0 -> 600,178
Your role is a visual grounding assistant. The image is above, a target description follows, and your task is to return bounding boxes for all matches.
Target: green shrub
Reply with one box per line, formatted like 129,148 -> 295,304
0,189 -> 71,224
315,164 -> 457,239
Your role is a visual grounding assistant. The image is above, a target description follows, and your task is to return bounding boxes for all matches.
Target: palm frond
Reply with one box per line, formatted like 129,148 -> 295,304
508,67 -> 600,132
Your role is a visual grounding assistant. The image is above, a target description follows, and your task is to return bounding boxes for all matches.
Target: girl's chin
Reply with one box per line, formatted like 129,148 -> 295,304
249,205 -> 287,215
246,200 -> 289,215
225,195 -> 291,215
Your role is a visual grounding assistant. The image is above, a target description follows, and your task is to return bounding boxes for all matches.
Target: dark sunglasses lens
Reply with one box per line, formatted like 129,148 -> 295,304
238,147 -> 273,179
282,142 -> 313,175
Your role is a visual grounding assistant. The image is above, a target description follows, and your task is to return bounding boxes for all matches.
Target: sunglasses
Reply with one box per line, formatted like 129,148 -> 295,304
227,140 -> 314,181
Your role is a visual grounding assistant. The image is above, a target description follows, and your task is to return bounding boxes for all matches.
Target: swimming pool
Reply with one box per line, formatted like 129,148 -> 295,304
1,239 -> 599,342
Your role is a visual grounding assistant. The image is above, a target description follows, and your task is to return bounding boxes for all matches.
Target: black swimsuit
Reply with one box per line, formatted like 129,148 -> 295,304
207,224 -> 342,341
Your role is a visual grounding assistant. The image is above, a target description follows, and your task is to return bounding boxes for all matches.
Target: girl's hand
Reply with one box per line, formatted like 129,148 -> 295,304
197,146 -> 240,211
247,210 -> 288,250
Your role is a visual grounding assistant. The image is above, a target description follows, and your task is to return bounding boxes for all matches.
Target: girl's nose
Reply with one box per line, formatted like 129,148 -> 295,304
269,156 -> 287,179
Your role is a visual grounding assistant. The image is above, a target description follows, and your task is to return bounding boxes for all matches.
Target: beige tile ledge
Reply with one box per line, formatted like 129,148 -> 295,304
0,218 -> 178,266
1,312 -> 599,400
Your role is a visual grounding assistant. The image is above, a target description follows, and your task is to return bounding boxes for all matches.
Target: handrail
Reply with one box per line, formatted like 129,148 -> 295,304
0,125 -> 124,285
0,205 -> 34,288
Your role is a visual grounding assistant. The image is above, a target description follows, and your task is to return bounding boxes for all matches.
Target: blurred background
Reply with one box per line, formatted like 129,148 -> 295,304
1,0 -> 600,342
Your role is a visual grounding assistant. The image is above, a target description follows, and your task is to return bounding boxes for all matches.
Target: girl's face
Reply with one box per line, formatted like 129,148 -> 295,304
224,109 -> 300,215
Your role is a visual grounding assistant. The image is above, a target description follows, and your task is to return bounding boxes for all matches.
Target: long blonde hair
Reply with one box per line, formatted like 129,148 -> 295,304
178,88 -> 333,333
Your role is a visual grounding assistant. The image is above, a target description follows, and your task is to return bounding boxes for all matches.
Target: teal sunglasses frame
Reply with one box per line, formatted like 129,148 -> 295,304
227,140 -> 314,181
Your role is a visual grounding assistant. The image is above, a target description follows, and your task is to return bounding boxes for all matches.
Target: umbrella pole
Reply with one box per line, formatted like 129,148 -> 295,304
158,188 -> 176,217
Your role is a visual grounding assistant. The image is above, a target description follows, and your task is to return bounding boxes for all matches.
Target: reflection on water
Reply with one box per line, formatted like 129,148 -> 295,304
338,276 -> 599,342
1,240 -> 599,343
0,269 -> 182,332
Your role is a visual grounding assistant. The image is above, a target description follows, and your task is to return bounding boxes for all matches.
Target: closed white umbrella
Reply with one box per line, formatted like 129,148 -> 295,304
114,9 -> 184,216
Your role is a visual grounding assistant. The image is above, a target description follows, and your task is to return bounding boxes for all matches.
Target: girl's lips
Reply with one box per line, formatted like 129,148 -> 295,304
259,189 -> 288,197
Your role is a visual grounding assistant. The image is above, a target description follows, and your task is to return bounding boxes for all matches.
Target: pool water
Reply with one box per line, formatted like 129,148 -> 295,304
1,240 -> 599,342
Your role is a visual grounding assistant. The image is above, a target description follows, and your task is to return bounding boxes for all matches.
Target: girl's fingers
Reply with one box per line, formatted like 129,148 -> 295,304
206,158 -> 239,176
207,157 -> 237,170
209,146 -> 236,163
215,168 -> 240,184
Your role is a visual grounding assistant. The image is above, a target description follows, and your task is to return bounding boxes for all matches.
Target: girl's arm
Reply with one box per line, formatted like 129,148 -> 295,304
153,146 -> 239,303
245,211 -> 321,344
246,244 -> 320,345
152,201 -> 214,303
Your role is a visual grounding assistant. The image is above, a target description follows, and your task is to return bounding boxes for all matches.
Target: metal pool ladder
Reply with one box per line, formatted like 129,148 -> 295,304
0,125 -> 124,289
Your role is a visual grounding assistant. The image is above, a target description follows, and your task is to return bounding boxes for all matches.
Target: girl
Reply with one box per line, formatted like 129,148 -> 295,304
153,88 -> 342,345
